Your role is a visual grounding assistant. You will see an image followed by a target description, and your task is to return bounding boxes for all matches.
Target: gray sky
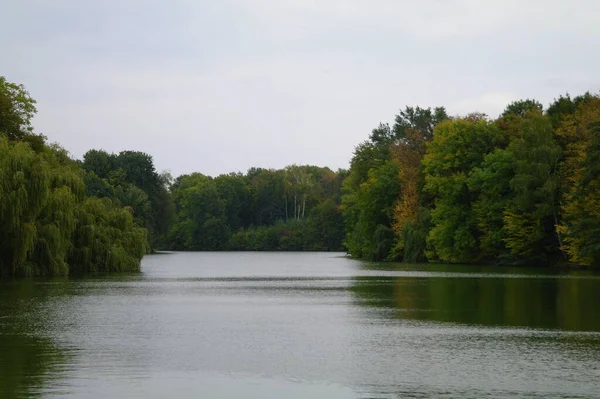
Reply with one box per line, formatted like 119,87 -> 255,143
2,0 -> 599,177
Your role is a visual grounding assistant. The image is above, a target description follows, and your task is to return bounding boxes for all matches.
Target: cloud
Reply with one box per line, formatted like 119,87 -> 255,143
1,0 -> 599,176
449,92 -> 517,118
228,0 -> 600,40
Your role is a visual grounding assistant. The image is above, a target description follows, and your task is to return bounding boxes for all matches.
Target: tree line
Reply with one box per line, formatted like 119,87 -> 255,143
343,95 -> 600,266
0,76 -> 347,278
166,165 -> 346,251
81,159 -> 347,252
2,75 -> 600,277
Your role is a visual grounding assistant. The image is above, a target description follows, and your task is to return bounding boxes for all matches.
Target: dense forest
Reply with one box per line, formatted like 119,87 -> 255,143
343,96 -> 600,266
166,166 -> 346,251
82,157 -> 347,252
1,75 -> 600,277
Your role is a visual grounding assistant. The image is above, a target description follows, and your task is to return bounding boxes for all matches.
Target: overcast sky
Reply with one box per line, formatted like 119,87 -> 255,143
2,0 -> 599,177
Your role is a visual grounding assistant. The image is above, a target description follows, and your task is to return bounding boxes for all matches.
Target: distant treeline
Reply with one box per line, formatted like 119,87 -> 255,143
165,166 -> 346,252
2,75 -> 600,277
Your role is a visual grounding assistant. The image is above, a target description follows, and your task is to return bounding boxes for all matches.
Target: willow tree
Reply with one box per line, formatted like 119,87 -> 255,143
0,136 -> 148,277
0,137 -> 49,276
0,76 -> 148,277
69,197 -> 147,273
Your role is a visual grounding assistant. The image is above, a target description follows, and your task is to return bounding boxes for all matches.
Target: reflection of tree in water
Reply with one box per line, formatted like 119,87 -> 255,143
0,280 -> 69,398
351,271 -> 600,332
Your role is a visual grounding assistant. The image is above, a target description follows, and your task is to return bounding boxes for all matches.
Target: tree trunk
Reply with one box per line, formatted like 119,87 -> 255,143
294,195 -> 297,220
302,195 -> 306,219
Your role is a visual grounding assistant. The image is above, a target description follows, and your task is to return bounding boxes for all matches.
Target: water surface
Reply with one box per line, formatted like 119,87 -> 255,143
1,252 -> 600,398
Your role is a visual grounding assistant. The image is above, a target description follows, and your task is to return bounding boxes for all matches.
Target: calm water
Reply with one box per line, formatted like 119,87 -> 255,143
1,252 -> 600,398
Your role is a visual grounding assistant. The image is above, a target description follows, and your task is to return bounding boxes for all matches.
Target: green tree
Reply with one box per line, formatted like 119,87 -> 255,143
82,149 -> 174,250
169,174 -> 229,250
215,173 -> 251,231
423,117 -> 503,263
468,149 -> 514,260
547,92 -> 595,129
248,168 -> 286,226
501,99 -> 543,119
502,111 -> 562,264
82,149 -> 115,178
343,160 -> 401,260
69,197 -> 148,273
393,106 -> 448,142
0,77 -> 36,141
469,110 -> 563,265
304,199 -> 345,251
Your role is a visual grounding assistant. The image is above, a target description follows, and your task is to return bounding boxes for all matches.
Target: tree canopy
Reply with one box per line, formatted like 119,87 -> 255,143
343,92 -> 600,266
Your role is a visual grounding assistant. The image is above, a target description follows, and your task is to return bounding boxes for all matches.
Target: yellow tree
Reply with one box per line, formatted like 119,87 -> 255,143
557,96 -> 600,265
391,106 -> 448,262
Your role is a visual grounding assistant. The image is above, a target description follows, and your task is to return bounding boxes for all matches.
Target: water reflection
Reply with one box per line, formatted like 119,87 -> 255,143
2,255 -> 600,399
0,280 -> 70,398
351,269 -> 600,331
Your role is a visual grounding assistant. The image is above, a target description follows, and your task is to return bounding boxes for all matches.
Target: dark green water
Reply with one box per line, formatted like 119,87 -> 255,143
1,252 -> 600,398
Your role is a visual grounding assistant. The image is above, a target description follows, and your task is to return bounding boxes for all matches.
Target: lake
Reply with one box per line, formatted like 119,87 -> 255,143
1,252 -> 600,398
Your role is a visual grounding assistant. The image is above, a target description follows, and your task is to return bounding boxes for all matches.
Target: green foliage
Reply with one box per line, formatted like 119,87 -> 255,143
169,166 -> 346,252
468,111 -> 562,264
345,94 -> 599,266
395,209 -> 431,263
69,197 -> 148,273
305,199 -> 345,251
5,73 -> 600,268
227,208 -> 344,252
390,106 -> 448,261
214,173 -> 252,231
468,149 -> 514,259
547,92 -> 596,129
557,97 -> 600,265
501,111 -> 561,264
82,149 -> 174,250
423,118 -> 503,263
0,137 -> 50,276
248,168 -> 287,225
168,173 -> 229,250
343,160 -> 401,260
0,77 -> 148,278
0,77 -> 38,142
82,149 -> 115,178
0,136 -> 146,277
393,105 -> 449,142
501,99 -> 543,119
343,106 -> 447,262
343,122 -> 400,261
